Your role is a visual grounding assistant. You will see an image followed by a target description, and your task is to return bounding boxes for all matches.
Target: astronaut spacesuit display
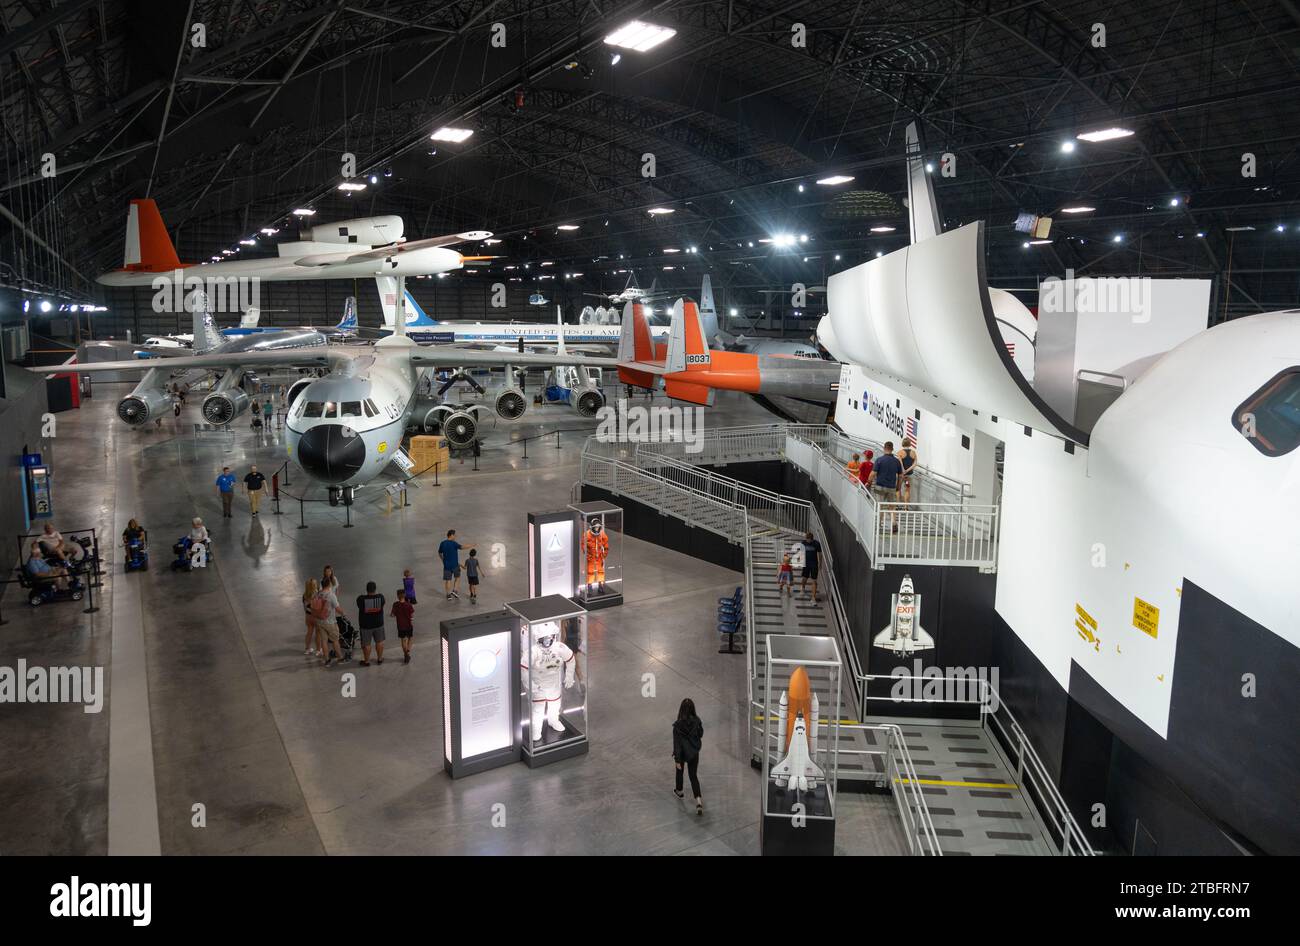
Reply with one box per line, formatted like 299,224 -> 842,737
583,517 -> 609,594
522,621 -> 576,740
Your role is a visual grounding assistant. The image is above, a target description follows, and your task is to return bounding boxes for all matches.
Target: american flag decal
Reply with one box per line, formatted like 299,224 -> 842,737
905,417 -> 917,441
1005,341 -> 1016,357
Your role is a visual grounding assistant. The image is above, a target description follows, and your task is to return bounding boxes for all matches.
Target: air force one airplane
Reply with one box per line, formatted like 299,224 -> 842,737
374,277 -> 671,347
39,287 -> 617,500
97,199 -> 492,287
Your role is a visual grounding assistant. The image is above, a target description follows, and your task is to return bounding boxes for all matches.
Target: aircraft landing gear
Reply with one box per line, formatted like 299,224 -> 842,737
328,485 -> 355,507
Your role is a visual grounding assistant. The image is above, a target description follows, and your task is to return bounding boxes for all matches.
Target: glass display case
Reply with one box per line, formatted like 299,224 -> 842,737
439,610 -> 522,779
507,594 -> 589,767
568,500 -> 624,609
760,634 -> 841,856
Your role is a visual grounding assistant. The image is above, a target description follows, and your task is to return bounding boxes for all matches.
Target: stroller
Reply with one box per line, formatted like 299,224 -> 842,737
336,614 -> 359,661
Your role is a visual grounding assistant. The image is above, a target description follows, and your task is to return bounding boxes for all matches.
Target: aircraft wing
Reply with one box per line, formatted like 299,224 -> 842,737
333,231 -> 493,264
27,347 -> 350,374
408,348 -> 616,370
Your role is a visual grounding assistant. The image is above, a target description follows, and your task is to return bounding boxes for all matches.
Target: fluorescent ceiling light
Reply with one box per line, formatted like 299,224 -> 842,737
292,208 -> 316,216
647,207 -> 674,215
1060,206 -> 1095,214
870,225 -> 896,233
1225,225 -> 1255,232
260,228 -> 279,235
557,224 -> 579,231
1028,239 -> 1053,245
337,182 -> 366,191
431,126 -> 474,143
1077,127 -> 1135,143
662,266 -> 675,270
816,175 -> 855,186
540,261 -> 553,266
604,20 -> 677,52
663,247 -> 680,253
239,239 -> 256,246
483,238 -> 501,245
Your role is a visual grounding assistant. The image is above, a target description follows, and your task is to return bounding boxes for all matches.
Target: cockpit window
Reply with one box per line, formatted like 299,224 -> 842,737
341,401 -> 362,417
303,401 -> 324,418
322,401 -> 337,418
363,400 -> 377,418
1235,368 -> 1300,457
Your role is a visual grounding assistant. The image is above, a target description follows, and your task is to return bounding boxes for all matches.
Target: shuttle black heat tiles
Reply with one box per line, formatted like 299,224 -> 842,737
868,719 -> 1054,856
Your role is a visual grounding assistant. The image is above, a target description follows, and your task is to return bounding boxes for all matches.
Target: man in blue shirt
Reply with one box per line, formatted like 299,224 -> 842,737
215,466 -> 237,518
870,441 -> 905,534
438,529 -> 473,600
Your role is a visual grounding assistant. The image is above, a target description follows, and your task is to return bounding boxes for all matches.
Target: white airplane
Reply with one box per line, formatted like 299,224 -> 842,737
873,574 -> 935,655
96,199 -> 492,286
374,277 -> 671,348
40,280 -> 618,500
142,297 -> 357,350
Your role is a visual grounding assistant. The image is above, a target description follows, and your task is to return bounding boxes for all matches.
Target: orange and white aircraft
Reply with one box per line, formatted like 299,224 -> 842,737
97,199 -> 492,286
615,296 -> 840,416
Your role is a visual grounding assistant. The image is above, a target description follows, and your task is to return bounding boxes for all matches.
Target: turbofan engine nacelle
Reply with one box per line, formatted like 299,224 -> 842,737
117,388 -> 173,426
202,389 -> 251,426
441,411 -> 479,449
493,386 -> 528,419
308,215 -> 404,246
569,385 -> 605,418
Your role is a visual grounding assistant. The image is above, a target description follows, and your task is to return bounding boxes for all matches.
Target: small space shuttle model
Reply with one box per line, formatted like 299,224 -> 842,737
771,666 -> 825,792
874,574 -> 935,655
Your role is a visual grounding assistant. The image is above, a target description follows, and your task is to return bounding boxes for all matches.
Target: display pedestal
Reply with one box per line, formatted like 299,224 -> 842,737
577,588 -> 623,610
522,718 -> 591,768
761,810 -> 836,856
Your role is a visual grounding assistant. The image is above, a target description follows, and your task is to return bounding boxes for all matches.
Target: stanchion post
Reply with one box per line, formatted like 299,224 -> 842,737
403,482 -> 411,507
434,461 -> 440,487
555,430 -> 562,450
82,571 -> 99,614
298,496 -> 308,529
523,437 -> 529,460
344,499 -> 353,528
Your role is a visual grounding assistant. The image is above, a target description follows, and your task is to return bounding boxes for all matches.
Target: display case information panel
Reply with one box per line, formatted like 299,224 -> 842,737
538,520 -> 575,597
458,630 -> 512,758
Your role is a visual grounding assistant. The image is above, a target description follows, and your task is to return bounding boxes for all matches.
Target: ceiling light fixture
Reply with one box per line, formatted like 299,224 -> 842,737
870,225 -> 896,233
1077,127 -> 1135,143
337,182 -> 366,191
1060,206 -> 1095,214
431,126 -> 474,142
292,208 -> 315,216
604,20 -> 676,52
816,175 -> 855,186
647,207 -> 674,215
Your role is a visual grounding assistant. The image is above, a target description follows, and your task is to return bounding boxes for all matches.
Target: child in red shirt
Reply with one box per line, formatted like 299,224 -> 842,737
857,449 -> 874,487
391,588 -> 416,664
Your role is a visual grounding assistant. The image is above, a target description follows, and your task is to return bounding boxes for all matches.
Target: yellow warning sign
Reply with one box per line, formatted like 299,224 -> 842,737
1074,603 -> 1099,648
1133,597 -> 1159,639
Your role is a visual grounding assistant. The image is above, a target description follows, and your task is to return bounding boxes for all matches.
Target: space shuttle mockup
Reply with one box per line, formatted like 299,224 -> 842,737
770,666 -> 825,792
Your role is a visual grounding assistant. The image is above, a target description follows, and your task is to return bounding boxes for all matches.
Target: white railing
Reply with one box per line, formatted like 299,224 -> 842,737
635,447 -> 811,536
859,672 -> 1094,856
579,448 -> 749,542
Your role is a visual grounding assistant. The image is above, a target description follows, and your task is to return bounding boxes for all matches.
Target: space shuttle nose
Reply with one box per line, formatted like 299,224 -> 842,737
296,424 -> 366,483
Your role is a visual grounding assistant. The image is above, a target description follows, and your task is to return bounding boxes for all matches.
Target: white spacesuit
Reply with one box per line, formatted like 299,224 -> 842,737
523,622 -> 576,740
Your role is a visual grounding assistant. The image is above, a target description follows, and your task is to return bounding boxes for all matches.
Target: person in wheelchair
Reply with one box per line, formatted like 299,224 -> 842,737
179,517 -> 213,567
26,541 -> 70,591
122,518 -> 146,550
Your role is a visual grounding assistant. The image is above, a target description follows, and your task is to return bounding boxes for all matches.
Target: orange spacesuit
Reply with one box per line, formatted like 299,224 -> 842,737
584,521 -> 609,589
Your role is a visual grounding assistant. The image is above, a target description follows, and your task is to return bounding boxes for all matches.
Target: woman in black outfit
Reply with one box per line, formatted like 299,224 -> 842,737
672,698 -> 705,814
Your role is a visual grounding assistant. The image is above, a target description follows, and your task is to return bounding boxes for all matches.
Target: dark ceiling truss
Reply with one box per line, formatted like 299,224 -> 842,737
1,0 -> 1297,318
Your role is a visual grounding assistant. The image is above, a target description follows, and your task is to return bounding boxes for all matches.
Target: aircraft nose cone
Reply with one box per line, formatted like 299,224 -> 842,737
296,424 -> 366,483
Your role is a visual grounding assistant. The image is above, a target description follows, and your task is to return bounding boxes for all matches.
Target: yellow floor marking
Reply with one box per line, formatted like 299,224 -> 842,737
896,777 -> 1019,790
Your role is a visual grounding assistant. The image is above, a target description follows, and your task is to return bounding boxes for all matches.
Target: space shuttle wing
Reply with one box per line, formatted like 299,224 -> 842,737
826,222 -> 1088,444
28,347 -> 348,374
770,757 -> 792,779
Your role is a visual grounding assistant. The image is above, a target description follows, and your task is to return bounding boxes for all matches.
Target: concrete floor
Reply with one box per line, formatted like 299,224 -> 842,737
0,382 -> 906,855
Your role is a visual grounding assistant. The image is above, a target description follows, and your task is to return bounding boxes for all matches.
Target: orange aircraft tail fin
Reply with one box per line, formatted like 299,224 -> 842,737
121,199 -> 182,272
